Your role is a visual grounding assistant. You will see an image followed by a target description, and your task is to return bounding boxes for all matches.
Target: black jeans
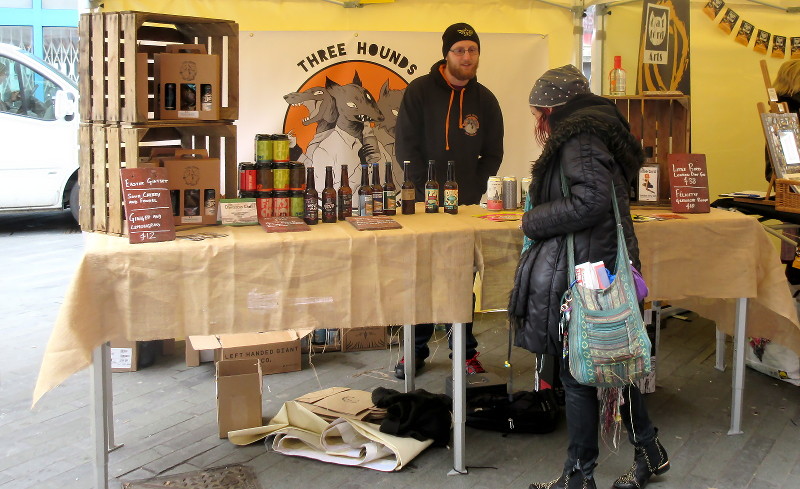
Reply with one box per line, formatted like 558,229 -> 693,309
413,322 -> 478,360
559,355 -> 656,476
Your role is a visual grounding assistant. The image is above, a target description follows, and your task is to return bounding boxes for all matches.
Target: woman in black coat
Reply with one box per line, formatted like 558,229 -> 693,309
510,65 -> 669,489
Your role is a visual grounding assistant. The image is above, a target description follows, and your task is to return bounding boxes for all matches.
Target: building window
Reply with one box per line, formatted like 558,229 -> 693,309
43,26 -> 78,82
0,26 -> 34,52
42,0 -> 77,9
0,1 -> 33,8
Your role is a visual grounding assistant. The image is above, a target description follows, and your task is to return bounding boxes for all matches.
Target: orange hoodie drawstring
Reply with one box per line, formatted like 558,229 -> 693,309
439,64 -> 466,152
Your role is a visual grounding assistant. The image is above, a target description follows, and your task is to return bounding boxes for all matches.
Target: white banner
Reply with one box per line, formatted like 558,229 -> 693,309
239,31 -> 547,193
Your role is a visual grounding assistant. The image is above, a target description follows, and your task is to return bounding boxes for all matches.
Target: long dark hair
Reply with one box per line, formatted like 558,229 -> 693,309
533,106 -> 554,147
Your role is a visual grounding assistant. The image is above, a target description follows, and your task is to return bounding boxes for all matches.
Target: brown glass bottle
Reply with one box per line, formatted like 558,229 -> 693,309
371,162 -> 384,216
401,160 -> 416,215
321,166 -> 337,223
383,161 -> 396,216
444,160 -> 459,214
357,163 -> 373,216
303,167 -> 318,225
337,164 -> 352,220
424,159 -> 439,213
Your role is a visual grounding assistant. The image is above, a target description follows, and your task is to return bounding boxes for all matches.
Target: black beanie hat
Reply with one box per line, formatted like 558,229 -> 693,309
528,64 -> 591,107
442,23 -> 480,59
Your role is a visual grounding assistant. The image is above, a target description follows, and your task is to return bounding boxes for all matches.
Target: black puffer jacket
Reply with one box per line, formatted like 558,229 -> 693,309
509,94 -> 644,356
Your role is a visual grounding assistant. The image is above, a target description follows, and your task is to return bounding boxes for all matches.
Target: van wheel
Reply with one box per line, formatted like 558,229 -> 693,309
69,183 -> 80,223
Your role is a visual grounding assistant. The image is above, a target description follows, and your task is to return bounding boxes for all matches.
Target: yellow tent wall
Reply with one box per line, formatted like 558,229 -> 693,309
106,0 -> 798,199
605,0 -> 796,199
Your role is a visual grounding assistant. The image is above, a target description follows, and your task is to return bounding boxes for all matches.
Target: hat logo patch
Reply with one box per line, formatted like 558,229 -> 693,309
457,28 -> 475,37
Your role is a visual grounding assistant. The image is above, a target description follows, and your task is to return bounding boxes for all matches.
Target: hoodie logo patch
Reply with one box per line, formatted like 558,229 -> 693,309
463,114 -> 479,136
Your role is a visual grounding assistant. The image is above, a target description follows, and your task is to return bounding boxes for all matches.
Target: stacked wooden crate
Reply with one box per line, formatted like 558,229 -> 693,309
78,11 -> 239,234
609,95 -> 690,205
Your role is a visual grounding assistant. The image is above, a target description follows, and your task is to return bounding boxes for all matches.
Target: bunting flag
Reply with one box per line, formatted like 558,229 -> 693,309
703,2 -> 800,59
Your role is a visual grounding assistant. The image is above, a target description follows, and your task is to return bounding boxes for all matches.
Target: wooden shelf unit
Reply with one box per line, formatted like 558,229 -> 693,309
608,95 -> 690,204
79,10 -> 239,124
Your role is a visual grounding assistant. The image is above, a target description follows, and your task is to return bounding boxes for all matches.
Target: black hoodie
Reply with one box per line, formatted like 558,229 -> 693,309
395,60 -> 504,205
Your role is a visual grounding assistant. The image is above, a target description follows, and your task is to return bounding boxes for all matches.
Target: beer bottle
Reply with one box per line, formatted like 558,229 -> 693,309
337,164 -> 352,220
401,160 -> 416,215
322,166 -> 337,223
383,161 -> 397,216
357,163 -> 373,216
371,162 -> 384,216
424,159 -> 439,213
303,167 -> 318,225
444,160 -> 459,214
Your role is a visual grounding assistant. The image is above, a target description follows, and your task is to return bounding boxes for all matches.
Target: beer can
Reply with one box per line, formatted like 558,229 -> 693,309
273,134 -> 290,162
290,190 -> 304,217
238,162 -> 257,193
200,84 -> 213,112
521,177 -> 532,208
203,189 -> 216,216
256,161 -> 273,192
183,189 -> 200,216
289,162 -> 305,191
255,134 -> 273,163
486,176 -> 503,210
273,161 -> 290,190
502,176 -> 518,210
164,83 -> 176,111
273,190 -> 290,217
257,192 -> 273,219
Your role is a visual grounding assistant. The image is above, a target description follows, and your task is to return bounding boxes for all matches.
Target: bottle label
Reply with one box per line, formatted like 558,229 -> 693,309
384,192 -> 396,211
425,189 -> 439,211
358,194 -> 373,216
322,200 -> 336,220
338,194 -> 353,218
401,188 -> 415,202
372,193 -> 384,214
444,189 -> 458,209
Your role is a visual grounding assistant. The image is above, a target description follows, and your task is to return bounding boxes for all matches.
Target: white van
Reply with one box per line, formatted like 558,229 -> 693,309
0,43 -> 79,221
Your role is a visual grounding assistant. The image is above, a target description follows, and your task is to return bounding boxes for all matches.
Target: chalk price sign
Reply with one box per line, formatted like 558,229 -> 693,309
120,167 -> 177,244
668,154 -> 710,213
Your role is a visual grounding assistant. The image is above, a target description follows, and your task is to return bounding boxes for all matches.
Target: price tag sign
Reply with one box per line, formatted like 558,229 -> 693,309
120,167 -> 177,244
668,154 -> 710,213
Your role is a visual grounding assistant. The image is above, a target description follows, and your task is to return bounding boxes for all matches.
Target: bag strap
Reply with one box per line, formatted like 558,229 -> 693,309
559,166 -> 631,277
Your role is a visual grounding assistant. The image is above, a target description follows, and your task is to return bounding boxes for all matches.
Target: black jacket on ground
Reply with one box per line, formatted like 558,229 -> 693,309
395,60 -> 504,205
509,94 -> 644,356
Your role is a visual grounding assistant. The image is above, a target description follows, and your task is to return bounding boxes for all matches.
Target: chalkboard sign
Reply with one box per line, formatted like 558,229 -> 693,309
121,167 -> 177,244
668,154 -> 710,213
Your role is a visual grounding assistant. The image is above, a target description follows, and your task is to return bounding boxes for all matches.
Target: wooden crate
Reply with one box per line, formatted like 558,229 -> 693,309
609,95 -> 690,204
79,11 -> 239,124
79,122 -> 237,234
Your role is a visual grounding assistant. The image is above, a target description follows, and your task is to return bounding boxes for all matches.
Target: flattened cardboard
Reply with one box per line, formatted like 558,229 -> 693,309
216,359 -> 263,438
294,387 -> 379,421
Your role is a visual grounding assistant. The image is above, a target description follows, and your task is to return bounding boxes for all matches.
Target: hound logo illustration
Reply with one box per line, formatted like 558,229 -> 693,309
463,114 -> 479,136
283,60 -> 408,186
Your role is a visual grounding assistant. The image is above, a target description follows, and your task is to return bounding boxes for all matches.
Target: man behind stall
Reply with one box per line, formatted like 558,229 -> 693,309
393,22 -> 504,379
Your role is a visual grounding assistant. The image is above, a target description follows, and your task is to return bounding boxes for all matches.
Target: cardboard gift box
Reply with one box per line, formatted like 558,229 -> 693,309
188,330 -> 311,375
154,44 -> 220,120
216,359 -> 263,438
162,149 -> 220,226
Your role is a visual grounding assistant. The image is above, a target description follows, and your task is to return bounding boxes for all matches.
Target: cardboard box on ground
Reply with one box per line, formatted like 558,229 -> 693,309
187,330 -> 312,374
304,326 -> 389,353
109,339 -> 176,372
217,359 -> 262,438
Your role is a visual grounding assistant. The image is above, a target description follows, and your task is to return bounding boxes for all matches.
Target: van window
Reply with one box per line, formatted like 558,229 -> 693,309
0,55 -> 59,121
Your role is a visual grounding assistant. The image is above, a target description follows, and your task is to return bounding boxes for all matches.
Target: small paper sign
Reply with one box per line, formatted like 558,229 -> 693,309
668,154 -> 711,213
120,167 -> 176,244
345,216 -> 403,231
260,216 -> 311,233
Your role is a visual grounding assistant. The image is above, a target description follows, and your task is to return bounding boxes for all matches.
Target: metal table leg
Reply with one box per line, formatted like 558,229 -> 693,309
728,298 -> 747,435
403,324 -> 415,393
91,343 -> 110,489
715,328 -> 726,371
448,322 -> 467,476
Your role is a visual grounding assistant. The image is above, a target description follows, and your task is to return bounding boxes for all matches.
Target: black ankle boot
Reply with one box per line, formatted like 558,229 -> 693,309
612,435 -> 670,489
529,468 -> 598,489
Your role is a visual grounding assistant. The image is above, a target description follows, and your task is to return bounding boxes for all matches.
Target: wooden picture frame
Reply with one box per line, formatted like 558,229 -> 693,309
761,112 -> 800,192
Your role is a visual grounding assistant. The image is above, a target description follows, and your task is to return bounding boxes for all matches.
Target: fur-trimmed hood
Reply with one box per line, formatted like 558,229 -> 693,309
530,94 -> 644,204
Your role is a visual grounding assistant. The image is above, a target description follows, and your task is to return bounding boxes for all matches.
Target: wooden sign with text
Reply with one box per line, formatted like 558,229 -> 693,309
120,167 -> 176,244
345,216 -> 403,231
668,154 -> 710,213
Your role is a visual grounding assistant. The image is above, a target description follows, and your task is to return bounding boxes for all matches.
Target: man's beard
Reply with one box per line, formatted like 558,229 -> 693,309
446,57 -> 479,83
